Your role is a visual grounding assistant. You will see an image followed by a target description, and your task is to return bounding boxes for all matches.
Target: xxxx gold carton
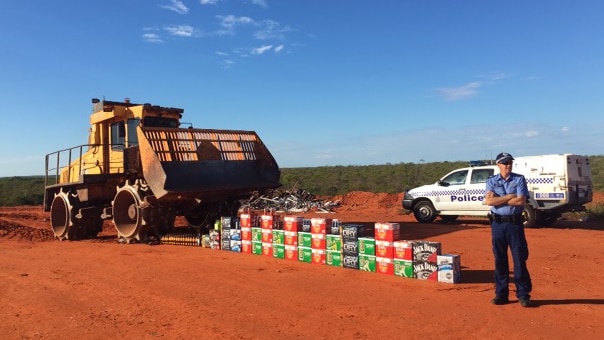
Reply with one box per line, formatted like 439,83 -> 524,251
393,259 -> 414,278
262,242 -> 273,256
272,244 -> 285,259
298,232 -> 312,248
359,254 -> 376,272
251,241 -> 262,255
241,239 -> 252,254
298,246 -> 312,263
374,222 -> 400,242
358,237 -> 375,256
326,250 -> 342,266
311,218 -> 333,234
326,234 -> 341,251
240,227 -> 252,241
375,240 -> 394,258
311,233 -> 326,249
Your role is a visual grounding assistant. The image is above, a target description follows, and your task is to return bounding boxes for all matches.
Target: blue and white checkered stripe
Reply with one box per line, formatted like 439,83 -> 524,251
413,188 -> 486,197
527,177 -> 554,184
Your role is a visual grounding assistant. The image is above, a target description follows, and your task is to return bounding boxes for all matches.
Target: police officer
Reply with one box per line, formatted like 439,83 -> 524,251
485,152 -> 533,307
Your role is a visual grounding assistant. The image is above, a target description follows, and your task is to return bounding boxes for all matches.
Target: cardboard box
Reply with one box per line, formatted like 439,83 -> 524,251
239,212 -> 258,228
221,216 -> 238,230
326,234 -> 341,251
230,240 -> 241,252
341,224 -> 372,240
375,240 -> 394,258
229,229 -> 241,241
283,216 -> 304,232
358,237 -> 375,256
272,244 -> 285,259
393,259 -> 414,278
251,241 -> 262,255
260,214 -> 280,230
284,231 -> 297,246
298,232 -> 312,248
311,233 -> 326,249
437,254 -> 461,283
327,219 -> 341,235
359,254 -> 376,272
312,248 -> 326,264
393,240 -> 413,260
342,254 -> 359,269
376,257 -> 394,275
261,228 -> 273,243
374,222 -> 400,242
241,239 -> 252,253
414,261 -> 438,280
298,246 -> 312,263
326,250 -> 342,266
302,219 -> 311,232
310,218 -> 332,234
284,245 -> 297,260
262,242 -> 273,256
413,241 -> 442,263
272,230 -> 284,245
251,227 -> 262,242
240,227 -> 252,241
341,238 -> 359,255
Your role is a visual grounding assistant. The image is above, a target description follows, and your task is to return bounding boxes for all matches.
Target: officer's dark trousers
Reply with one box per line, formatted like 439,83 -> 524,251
490,220 -> 532,299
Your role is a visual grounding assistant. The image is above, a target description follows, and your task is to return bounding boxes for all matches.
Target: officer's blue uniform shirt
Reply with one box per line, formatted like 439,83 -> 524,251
485,172 -> 529,215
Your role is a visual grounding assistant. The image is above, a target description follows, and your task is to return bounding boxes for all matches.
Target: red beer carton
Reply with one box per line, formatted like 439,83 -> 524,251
261,228 -> 273,243
310,218 -> 332,234
241,239 -> 252,253
260,214 -> 274,229
284,245 -> 297,260
376,257 -> 394,275
284,231 -> 297,246
311,233 -> 326,249
393,240 -> 414,260
375,240 -> 394,258
312,248 -> 326,264
374,222 -> 400,242
283,216 -> 304,232
262,242 -> 273,256
240,227 -> 252,241
239,212 -> 257,228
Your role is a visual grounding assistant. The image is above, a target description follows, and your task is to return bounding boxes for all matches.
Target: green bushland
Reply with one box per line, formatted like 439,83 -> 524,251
1,155 -> 603,206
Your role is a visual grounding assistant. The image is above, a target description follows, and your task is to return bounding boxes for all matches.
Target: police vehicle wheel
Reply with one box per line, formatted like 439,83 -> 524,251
522,205 -> 536,228
413,201 -> 437,223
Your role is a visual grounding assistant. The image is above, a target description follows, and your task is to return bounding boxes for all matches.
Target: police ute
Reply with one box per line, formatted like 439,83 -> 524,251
401,154 -> 593,227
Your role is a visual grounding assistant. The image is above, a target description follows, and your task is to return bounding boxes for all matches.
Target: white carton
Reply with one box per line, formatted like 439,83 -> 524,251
437,254 -> 461,283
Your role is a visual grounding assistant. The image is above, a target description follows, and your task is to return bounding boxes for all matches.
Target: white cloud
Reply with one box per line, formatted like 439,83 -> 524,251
252,45 -> 273,55
142,32 -> 163,43
219,15 -> 254,28
251,0 -> 268,8
254,19 -> 291,40
200,0 -> 220,5
161,0 -> 189,14
164,25 -> 196,37
561,126 -> 570,132
436,82 -> 481,101
524,130 -> 540,137
274,44 -> 284,52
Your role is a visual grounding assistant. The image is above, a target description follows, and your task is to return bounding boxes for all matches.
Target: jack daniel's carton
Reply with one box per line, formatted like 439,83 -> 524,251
413,241 -> 441,280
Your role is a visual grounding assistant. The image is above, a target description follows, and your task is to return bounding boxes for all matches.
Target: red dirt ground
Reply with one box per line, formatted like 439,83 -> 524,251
1,192 -> 603,339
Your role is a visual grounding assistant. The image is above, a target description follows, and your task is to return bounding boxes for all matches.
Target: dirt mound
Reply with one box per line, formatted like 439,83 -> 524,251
0,220 -> 55,242
332,191 -> 404,211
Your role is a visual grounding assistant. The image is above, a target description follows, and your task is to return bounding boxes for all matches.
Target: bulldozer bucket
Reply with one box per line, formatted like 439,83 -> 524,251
137,126 -> 280,201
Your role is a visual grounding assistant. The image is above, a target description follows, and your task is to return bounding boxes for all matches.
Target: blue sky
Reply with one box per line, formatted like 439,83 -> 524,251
1,0 -> 603,177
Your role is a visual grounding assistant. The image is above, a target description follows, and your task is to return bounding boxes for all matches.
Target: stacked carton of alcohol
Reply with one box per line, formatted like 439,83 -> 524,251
374,223 -> 399,275
272,229 -> 285,259
341,224 -> 372,270
393,240 -> 414,278
260,213 -> 278,257
310,218 -> 331,264
251,226 -> 262,255
221,216 -> 241,252
240,219 -> 252,253
297,229 -> 312,263
413,241 -> 441,280
437,254 -> 461,283
209,229 -> 220,250
283,216 -> 302,260
325,220 -> 342,266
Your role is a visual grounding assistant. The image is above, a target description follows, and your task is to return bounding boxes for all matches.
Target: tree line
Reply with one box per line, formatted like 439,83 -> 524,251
1,155 -> 603,206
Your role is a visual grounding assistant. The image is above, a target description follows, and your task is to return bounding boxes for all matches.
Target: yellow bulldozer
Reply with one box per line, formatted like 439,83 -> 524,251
44,98 -> 280,242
